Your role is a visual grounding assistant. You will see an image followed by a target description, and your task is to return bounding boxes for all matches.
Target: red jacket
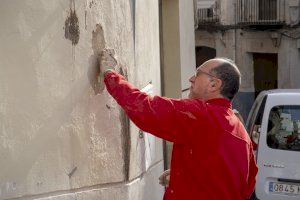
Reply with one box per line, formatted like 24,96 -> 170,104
104,71 -> 258,200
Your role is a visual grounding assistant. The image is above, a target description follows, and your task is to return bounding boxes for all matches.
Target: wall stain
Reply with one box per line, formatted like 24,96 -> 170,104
64,9 -> 80,45
89,0 -> 96,8
67,166 -> 77,178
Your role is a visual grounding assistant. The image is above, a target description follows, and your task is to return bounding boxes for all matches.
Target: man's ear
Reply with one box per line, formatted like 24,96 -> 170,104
210,79 -> 222,91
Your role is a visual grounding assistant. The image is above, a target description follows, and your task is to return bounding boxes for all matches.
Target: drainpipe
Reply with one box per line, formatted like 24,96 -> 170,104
158,0 -> 168,171
159,0 -> 165,98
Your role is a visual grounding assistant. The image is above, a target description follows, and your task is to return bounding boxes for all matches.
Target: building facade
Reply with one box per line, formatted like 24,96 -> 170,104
195,0 -> 300,120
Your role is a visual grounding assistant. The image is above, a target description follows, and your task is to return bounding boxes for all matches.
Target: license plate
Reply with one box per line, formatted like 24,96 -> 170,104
269,182 -> 300,195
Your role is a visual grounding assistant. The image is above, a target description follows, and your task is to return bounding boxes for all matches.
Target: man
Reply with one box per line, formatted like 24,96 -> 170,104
158,110 -> 246,187
99,49 -> 258,200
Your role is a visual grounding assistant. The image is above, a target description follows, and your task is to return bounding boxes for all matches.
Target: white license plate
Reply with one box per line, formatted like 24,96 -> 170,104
269,182 -> 300,195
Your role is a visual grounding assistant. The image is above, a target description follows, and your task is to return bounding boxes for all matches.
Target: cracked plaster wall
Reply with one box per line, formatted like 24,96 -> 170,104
0,0 -> 163,199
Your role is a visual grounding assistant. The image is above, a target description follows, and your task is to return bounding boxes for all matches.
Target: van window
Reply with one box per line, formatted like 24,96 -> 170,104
247,96 -> 266,133
247,101 -> 260,132
267,105 -> 300,151
248,96 -> 267,150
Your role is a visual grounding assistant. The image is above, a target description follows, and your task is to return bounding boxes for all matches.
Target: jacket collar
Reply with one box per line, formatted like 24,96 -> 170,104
205,98 -> 232,109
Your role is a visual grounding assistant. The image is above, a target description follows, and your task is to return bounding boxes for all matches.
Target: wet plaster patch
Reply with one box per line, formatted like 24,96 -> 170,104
92,24 -> 106,56
88,24 -> 106,94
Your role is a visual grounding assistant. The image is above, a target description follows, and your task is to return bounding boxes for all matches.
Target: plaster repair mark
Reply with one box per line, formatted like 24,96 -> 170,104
92,24 -> 106,56
64,9 -> 80,45
88,24 -> 106,94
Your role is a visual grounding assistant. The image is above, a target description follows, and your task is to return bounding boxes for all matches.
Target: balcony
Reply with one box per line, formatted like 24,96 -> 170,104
197,7 -> 219,25
237,0 -> 285,26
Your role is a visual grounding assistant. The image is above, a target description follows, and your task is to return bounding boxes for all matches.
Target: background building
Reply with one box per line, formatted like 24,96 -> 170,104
195,0 -> 300,120
0,0 -> 196,199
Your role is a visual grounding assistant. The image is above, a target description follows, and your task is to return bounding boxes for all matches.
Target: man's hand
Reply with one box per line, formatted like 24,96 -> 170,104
159,169 -> 170,187
99,48 -> 118,76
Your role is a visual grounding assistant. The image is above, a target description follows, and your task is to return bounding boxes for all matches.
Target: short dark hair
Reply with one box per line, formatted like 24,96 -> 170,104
210,58 -> 241,100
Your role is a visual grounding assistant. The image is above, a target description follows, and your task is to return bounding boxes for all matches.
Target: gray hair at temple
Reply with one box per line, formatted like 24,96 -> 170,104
210,58 -> 241,101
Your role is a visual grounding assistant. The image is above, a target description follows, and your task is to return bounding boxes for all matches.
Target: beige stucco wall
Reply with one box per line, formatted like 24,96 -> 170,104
0,0 -> 163,199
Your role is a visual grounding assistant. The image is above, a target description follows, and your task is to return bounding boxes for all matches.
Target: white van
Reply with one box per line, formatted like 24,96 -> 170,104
246,89 -> 300,200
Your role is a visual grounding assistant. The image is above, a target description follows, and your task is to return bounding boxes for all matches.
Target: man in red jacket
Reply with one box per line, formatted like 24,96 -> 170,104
99,49 -> 258,200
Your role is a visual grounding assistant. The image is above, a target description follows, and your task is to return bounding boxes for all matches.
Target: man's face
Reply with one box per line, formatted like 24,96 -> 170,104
188,60 -> 220,100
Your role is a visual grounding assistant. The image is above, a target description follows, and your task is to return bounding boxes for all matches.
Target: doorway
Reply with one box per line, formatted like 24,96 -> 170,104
195,46 -> 216,68
253,53 -> 278,97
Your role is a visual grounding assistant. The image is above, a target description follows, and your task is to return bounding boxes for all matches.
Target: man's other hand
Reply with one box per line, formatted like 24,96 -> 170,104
159,169 -> 170,187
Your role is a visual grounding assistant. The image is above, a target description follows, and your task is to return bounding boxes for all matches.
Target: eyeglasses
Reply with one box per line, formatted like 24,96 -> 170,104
195,68 -> 219,79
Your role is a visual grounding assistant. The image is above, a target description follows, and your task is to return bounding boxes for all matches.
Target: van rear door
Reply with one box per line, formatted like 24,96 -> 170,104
256,93 -> 300,200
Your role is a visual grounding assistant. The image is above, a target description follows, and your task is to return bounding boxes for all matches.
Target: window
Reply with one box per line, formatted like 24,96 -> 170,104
267,106 -> 300,151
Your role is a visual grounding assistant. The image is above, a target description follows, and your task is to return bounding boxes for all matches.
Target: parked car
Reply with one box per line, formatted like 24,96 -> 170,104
246,89 -> 300,200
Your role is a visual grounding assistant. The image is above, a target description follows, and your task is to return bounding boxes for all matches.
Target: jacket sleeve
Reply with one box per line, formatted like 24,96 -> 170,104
104,71 -> 204,144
